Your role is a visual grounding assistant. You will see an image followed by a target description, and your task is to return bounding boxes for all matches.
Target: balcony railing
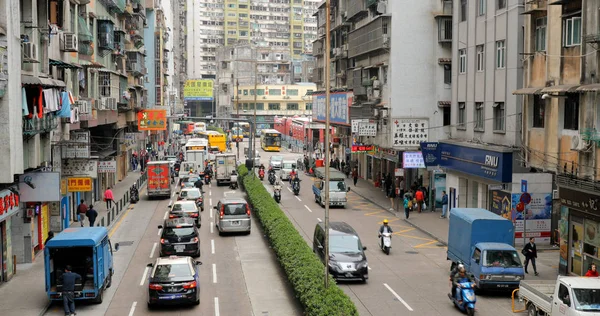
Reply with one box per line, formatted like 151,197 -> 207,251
437,16 -> 452,43
348,16 -> 390,58
346,0 -> 368,21
23,115 -> 59,135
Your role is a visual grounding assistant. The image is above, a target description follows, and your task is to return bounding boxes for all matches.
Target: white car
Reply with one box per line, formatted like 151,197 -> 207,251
279,160 -> 297,180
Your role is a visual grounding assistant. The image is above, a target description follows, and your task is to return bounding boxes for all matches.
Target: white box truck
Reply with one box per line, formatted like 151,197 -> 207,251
214,153 -> 237,186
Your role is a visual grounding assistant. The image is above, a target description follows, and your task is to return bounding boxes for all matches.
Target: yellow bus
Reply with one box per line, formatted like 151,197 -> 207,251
231,127 -> 244,141
234,122 -> 250,137
260,129 -> 282,152
198,131 -> 227,152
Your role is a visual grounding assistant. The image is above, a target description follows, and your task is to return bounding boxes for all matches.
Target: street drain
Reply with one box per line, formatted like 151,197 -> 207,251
405,251 -> 419,254
118,241 -> 134,247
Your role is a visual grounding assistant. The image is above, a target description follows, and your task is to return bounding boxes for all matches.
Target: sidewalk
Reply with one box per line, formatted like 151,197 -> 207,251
0,171 -> 146,316
349,177 -> 560,279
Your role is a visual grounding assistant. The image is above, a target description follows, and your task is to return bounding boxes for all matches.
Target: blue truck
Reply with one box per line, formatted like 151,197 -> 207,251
447,208 -> 524,291
312,167 -> 350,208
44,227 -> 119,303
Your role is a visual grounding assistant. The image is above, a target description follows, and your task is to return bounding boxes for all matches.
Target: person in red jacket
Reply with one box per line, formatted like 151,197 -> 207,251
415,189 -> 424,213
585,263 -> 599,277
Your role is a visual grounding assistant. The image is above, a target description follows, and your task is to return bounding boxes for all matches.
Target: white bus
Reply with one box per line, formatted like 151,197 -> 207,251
193,122 -> 207,134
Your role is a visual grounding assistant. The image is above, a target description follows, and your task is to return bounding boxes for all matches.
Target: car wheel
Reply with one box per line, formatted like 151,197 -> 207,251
147,302 -> 155,309
194,298 -> 200,306
218,231 -> 223,236
106,271 -> 113,288
93,289 -> 103,304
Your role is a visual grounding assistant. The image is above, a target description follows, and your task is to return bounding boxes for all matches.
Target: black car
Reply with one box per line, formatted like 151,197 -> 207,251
178,188 -> 204,211
313,222 -> 368,282
169,201 -> 201,227
159,218 -> 201,257
147,255 -> 202,307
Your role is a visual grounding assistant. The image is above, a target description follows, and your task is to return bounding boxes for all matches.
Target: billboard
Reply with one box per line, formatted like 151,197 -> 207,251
312,92 -> 352,125
184,80 -> 214,101
138,109 -> 167,131
18,172 -> 61,202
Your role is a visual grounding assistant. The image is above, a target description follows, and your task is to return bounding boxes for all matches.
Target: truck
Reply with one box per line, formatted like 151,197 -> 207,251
44,227 -> 119,304
312,167 -> 350,208
447,208 -> 525,291
214,153 -> 237,185
147,161 -> 172,199
518,277 -> 600,315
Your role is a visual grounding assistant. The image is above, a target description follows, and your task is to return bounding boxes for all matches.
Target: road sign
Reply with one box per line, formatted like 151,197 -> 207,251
520,192 -> 532,205
521,179 -> 527,193
235,138 -> 242,142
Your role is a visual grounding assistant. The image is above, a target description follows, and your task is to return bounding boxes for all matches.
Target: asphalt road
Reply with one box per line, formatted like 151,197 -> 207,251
252,140 -> 525,316
44,157 -> 300,316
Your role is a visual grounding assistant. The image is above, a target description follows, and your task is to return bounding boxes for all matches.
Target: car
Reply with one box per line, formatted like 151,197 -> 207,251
269,155 -> 284,170
147,255 -> 202,307
178,188 -> 204,211
313,222 -> 368,282
165,155 -> 178,167
213,198 -> 251,235
169,201 -> 201,227
279,159 -> 297,180
158,218 -> 201,257
180,176 -> 200,190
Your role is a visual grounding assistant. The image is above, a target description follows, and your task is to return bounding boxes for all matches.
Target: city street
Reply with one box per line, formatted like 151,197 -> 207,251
250,139 -> 535,316
43,159 -> 301,316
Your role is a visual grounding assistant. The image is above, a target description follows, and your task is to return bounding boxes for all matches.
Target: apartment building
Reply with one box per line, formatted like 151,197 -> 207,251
170,0 -> 187,113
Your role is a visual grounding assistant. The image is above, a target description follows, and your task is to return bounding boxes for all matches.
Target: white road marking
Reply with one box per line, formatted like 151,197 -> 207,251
209,190 -> 212,196
214,297 -> 220,316
304,205 -> 313,213
149,242 -> 157,258
211,239 -> 215,254
139,267 -> 150,286
383,283 -> 413,311
210,210 -> 213,218
368,266 -> 372,270
287,187 -> 292,193
317,218 -> 322,222
295,196 -> 301,201
212,263 -> 217,283
157,228 -> 163,236
163,210 -> 168,220
172,191 -> 176,197
224,190 -> 235,197
128,301 -> 137,316
209,198 -> 213,206
210,223 -> 214,233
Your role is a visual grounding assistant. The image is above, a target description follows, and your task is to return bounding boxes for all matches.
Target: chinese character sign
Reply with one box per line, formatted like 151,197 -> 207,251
312,92 -> 352,125
61,160 -> 98,178
403,152 -> 425,169
67,177 -> 93,192
63,130 -> 90,159
138,109 -> 167,131
352,119 -> 368,133
183,80 -> 214,101
97,161 -> 117,173
358,122 -> 377,136
392,118 -> 429,149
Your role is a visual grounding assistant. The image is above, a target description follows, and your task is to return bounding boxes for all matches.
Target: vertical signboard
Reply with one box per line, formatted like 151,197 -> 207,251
392,118 -> 429,149
63,131 -> 90,159
312,92 -> 352,125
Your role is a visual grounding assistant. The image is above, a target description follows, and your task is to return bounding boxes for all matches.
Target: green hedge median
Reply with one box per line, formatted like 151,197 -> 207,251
238,165 -> 358,316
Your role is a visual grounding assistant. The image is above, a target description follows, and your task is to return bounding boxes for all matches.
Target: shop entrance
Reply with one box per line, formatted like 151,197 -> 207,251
570,218 -> 584,275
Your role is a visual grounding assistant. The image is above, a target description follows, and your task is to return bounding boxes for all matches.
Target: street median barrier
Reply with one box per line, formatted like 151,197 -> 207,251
237,165 -> 358,316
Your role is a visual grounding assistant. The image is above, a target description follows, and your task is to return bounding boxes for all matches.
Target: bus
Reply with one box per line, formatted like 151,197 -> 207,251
231,127 -> 244,141
183,138 -> 208,153
260,129 -> 282,152
233,122 -> 250,137
193,122 -> 207,134
198,131 -> 227,152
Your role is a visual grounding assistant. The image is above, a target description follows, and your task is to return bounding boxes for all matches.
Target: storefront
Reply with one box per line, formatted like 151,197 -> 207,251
0,188 -> 20,282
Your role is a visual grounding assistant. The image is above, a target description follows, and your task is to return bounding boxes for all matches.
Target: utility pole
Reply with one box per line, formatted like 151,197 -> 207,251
236,79 -> 240,160
323,0 -> 331,289
252,61 -> 258,178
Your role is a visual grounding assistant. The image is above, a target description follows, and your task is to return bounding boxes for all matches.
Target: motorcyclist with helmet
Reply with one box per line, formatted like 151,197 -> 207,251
450,263 -> 474,299
378,219 -> 393,246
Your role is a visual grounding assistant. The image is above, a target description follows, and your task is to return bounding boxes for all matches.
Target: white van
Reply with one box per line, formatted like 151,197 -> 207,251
279,160 -> 297,180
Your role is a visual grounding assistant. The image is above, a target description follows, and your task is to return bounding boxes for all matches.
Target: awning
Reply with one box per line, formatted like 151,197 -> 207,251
512,87 -> 544,95
21,75 -> 65,87
438,58 -> 452,64
541,84 -> 580,94
576,84 -> 600,92
81,61 -> 104,68
438,101 -> 451,107
49,59 -> 82,69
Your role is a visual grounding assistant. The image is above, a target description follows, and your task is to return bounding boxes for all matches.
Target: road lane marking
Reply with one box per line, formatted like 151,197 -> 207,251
212,263 -> 217,283
172,191 -> 176,197
214,297 -> 220,316
210,223 -> 214,233
414,240 -> 439,248
210,210 -> 213,218
383,283 -> 413,311
295,196 -> 301,201
287,187 -> 292,193
128,301 -> 137,316
139,267 -> 150,286
163,210 -> 168,220
304,205 -> 312,213
317,218 -> 322,222
211,239 -> 215,254
150,242 -> 157,258
157,228 -> 163,236
209,190 -> 212,196
209,198 -> 213,206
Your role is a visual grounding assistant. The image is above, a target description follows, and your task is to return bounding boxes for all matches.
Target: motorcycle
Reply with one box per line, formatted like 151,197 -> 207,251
230,174 -> 239,190
268,172 -> 276,185
259,169 -> 265,181
292,180 -> 301,195
378,232 -> 392,255
273,186 -> 281,203
129,188 -> 139,204
449,280 -> 477,316
204,173 -> 211,185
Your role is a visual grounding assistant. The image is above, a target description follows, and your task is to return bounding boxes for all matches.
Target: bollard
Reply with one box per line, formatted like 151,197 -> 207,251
107,210 -> 111,224
101,217 -> 105,227
112,208 -> 115,220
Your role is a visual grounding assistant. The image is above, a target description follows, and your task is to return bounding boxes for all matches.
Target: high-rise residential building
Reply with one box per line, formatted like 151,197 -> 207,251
170,0 -> 187,112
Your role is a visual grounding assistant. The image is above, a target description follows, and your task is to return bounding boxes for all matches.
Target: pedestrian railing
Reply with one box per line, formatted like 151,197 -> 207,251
98,172 -> 148,228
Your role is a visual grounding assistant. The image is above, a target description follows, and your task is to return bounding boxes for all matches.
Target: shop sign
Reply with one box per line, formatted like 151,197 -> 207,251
67,177 -> 92,192
403,152 -> 425,169
394,168 -> 404,177
312,92 -> 352,125
97,160 -> 117,173
352,119 -> 369,133
358,122 -> 377,136
138,109 -> 167,131
420,142 -> 441,167
63,130 -> 90,159
60,179 -> 67,195
124,133 -> 137,150
489,190 -> 512,218
351,144 -> 374,153
392,118 -> 429,149
438,142 -> 513,183
61,160 -> 98,178
0,189 -> 20,222
18,172 -> 61,202
559,187 -> 600,215
512,193 -> 553,245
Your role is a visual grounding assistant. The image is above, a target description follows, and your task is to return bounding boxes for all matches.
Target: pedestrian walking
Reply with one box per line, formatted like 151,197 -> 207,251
76,199 -> 88,227
384,173 -> 392,197
352,167 -> 358,186
45,231 -> 54,245
104,187 -> 114,209
61,265 -> 81,316
415,188 -> 424,213
86,205 -> 98,227
440,190 -> 449,218
522,237 -> 539,276
403,194 -> 412,219
388,184 -> 397,211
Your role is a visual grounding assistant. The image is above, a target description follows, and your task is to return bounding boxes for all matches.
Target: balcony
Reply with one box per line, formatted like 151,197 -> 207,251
436,16 -> 452,43
23,115 -> 59,136
133,1 -> 146,18
99,0 -> 126,14
347,16 -> 390,58
98,19 -> 115,57
126,51 -> 145,76
346,0 -> 368,21
522,0 -> 547,15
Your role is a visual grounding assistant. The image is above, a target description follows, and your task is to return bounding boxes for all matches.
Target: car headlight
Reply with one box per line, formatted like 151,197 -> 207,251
328,262 -> 340,271
357,262 -> 368,269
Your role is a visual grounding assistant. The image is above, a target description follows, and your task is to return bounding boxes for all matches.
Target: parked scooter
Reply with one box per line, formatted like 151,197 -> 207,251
129,186 -> 139,204
378,232 -> 392,255
449,280 -> 477,316
273,182 -> 282,203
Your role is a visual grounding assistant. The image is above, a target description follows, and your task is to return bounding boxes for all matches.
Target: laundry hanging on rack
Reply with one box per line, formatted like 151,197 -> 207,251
21,87 -> 29,117
56,91 -> 72,118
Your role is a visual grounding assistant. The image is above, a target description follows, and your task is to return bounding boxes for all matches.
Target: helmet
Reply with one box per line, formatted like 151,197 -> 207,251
383,219 -> 389,224
458,264 -> 465,272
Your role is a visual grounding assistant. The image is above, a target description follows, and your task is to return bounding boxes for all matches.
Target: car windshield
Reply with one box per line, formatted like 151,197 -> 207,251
265,136 -> 281,146
573,288 -> 600,311
181,190 -> 201,199
482,250 -> 522,268
172,203 -> 196,212
187,177 -> 199,183
329,181 -> 347,192
223,203 -> 247,216
271,156 -> 283,162
153,263 -> 193,279
163,227 -> 195,238
282,163 -> 296,169
329,235 -> 363,254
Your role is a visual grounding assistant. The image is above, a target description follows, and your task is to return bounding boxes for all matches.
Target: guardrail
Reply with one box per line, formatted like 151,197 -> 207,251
98,172 -> 148,228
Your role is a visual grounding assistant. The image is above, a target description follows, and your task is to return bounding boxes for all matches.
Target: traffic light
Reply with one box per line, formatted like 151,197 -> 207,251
146,143 -> 152,151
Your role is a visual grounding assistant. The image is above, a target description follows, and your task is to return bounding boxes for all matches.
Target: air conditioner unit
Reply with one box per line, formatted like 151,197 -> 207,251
71,107 -> 80,123
571,135 -> 589,151
552,189 -> 558,200
99,97 -> 107,110
74,100 -> 91,114
106,97 -> 117,110
60,33 -> 78,52
22,42 -> 39,63
382,34 -> 389,47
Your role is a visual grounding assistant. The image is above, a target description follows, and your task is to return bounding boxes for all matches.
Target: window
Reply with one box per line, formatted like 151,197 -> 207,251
268,103 -> 280,110
475,102 -> 484,131
287,89 -> 299,96
558,284 -> 571,306
256,89 -> 265,95
476,45 -> 485,72
564,95 -> 579,130
460,0 -> 467,22
458,102 -> 466,129
493,102 -> 505,131
287,103 -> 299,110
305,103 -> 313,110
496,40 -> 505,69
473,248 -> 482,261
533,95 -> 545,128
269,89 -> 281,96
443,107 -> 451,126
535,17 -> 547,52
444,64 -> 451,84
478,0 -> 486,16
255,103 -> 264,110
459,49 -> 467,74
99,72 -> 111,97
49,0 -> 64,28
497,0 -> 506,9
563,17 -> 582,47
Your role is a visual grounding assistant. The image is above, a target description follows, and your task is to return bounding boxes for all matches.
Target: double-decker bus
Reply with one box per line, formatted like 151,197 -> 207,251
233,122 -> 250,137
198,131 -> 227,152
260,129 -> 282,152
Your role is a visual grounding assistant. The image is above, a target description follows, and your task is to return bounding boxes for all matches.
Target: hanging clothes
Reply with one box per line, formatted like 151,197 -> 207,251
21,87 -> 29,117
57,91 -> 72,118
43,89 -> 59,112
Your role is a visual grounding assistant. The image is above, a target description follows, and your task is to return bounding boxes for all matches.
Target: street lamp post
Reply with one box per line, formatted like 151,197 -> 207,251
323,0 -> 332,289
251,62 -> 258,178
236,79 -> 240,160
